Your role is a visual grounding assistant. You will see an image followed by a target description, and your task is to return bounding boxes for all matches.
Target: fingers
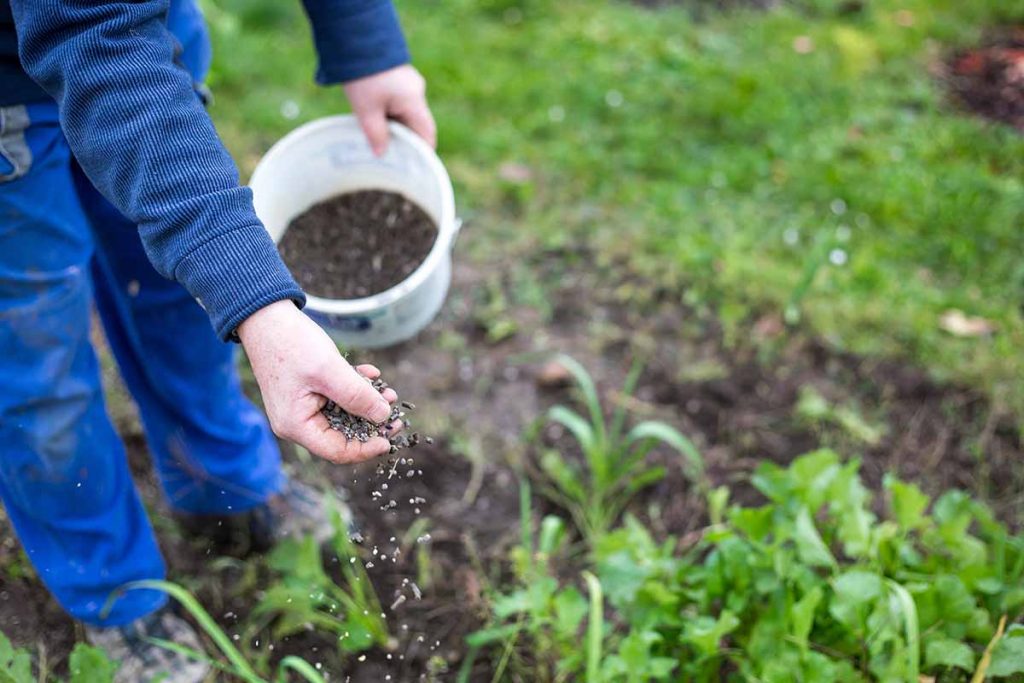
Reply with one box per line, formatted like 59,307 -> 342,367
299,425 -> 392,465
355,364 -> 381,379
354,105 -> 390,157
316,360 -> 392,423
355,364 -> 397,402
396,102 -> 437,149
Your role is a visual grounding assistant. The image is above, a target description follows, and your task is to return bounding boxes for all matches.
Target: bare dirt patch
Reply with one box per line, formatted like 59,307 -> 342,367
943,26 -> 1024,131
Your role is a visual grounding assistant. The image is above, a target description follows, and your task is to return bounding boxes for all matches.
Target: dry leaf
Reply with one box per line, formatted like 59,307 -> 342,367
939,309 -> 996,337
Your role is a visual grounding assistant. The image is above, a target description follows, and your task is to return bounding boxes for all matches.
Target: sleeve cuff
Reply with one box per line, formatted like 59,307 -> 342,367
173,224 -> 307,341
304,0 -> 411,85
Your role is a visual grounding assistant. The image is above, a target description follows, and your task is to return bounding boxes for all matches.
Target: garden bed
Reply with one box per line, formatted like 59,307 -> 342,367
0,243 -> 1020,679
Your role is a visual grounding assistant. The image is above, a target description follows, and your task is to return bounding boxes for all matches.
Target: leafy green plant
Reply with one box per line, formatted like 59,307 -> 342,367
0,630 -> 117,683
796,386 -> 887,446
67,643 -> 119,683
248,503 -> 388,654
477,450 -> 1024,681
536,354 -> 707,543
97,499 -> 383,682
0,631 -> 32,683
462,480 -> 588,683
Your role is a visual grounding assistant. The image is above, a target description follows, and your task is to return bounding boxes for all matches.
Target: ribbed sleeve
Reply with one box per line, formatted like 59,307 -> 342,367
300,0 -> 409,84
10,0 -> 305,340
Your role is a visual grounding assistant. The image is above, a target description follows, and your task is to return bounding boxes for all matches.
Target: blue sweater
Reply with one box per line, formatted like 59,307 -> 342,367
4,0 -> 409,340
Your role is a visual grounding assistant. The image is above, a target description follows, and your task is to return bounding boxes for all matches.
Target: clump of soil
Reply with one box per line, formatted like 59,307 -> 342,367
944,27 -> 1024,131
278,190 -> 438,300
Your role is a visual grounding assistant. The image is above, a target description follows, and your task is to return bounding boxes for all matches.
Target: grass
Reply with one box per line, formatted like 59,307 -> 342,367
202,0 -> 1023,417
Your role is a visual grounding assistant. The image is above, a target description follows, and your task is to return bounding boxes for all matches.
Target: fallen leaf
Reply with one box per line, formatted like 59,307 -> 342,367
939,309 -> 996,337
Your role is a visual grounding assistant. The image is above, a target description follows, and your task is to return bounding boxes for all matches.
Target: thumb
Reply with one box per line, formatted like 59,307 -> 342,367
318,361 -> 392,423
355,106 -> 390,157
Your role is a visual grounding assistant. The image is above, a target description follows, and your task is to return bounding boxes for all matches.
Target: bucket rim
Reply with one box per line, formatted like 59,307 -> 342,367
250,114 -> 457,316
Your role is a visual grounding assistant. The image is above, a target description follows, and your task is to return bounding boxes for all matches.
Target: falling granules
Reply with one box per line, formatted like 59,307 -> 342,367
325,372 -> 438,676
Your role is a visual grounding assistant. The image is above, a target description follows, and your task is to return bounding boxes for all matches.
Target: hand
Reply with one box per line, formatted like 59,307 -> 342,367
344,64 -> 436,156
237,300 -> 399,464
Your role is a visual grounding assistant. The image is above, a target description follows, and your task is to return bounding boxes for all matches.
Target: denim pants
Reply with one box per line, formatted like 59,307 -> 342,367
0,97 -> 284,625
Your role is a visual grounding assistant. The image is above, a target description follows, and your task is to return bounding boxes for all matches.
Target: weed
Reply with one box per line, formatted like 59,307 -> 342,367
796,385 -> 887,446
535,354 -> 707,543
248,502 -> 388,654
476,449 -> 1024,681
464,480 -> 586,683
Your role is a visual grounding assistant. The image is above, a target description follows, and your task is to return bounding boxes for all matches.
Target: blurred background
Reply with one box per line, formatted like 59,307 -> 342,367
207,0 -> 1022,410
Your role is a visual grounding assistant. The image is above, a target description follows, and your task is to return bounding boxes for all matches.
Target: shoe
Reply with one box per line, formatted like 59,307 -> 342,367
85,606 -> 210,683
247,479 -> 343,550
176,479 -> 347,555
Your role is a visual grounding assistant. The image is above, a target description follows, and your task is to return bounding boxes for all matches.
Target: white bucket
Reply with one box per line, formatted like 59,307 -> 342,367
249,115 -> 459,349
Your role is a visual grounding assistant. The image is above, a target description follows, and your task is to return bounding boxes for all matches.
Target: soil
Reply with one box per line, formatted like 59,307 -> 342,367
943,26 -> 1024,131
278,190 -> 438,300
0,236 -> 1020,680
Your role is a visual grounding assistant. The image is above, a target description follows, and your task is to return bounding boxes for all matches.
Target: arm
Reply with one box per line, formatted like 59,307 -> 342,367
12,0 -> 293,341
12,0 -> 393,462
300,0 -> 436,154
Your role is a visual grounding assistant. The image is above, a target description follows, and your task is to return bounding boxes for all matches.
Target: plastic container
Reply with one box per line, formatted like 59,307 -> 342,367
249,115 -> 459,348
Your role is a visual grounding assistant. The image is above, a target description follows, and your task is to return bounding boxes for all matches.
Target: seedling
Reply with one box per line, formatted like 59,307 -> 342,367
536,353 -> 707,543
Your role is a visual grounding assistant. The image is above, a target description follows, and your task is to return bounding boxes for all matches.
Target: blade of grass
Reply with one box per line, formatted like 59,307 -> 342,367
277,656 -> 327,683
583,571 -> 603,683
457,645 -> 481,683
520,478 -> 533,566
627,421 -> 706,484
490,614 -> 525,683
553,354 -> 606,445
118,579 -> 262,682
547,406 -> 596,457
972,614 -> 1008,683
608,357 -> 645,445
143,637 -> 242,678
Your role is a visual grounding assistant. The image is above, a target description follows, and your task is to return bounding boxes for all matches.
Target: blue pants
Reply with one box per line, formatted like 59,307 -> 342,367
0,99 -> 284,626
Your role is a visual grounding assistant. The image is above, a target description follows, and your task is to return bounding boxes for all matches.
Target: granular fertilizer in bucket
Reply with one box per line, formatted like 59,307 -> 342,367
278,190 -> 438,300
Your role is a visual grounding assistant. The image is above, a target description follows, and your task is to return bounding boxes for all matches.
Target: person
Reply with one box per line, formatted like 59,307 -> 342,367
0,0 -> 435,678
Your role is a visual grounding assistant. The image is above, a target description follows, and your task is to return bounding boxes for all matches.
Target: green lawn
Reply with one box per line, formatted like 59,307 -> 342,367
203,0 -> 1024,414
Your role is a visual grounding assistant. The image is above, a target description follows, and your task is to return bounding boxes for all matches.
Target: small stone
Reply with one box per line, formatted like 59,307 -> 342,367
536,360 -> 572,389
